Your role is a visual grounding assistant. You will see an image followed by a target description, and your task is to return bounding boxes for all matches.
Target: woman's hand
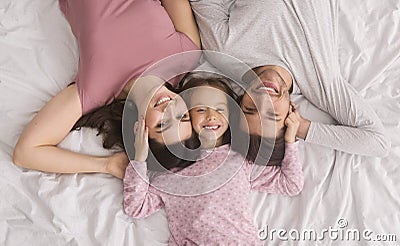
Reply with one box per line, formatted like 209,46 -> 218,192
134,117 -> 149,162
104,152 -> 129,179
284,103 -> 301,143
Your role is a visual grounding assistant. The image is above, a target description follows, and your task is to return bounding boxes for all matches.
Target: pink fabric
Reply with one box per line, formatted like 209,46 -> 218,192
59,0 -> 199,114
123,143 -> 303,245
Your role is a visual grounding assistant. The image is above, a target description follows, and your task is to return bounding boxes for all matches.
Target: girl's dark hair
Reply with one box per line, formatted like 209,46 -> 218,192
72,82 -> 200,172
182,74 -> 239,146
246,134 -> 285,166
146,136 -> 200,172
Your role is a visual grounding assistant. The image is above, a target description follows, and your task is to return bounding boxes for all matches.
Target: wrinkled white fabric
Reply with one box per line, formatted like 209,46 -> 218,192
0,0 -> 399,245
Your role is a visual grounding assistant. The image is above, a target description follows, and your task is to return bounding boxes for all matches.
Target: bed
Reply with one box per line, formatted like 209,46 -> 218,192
0,0 -> 399,245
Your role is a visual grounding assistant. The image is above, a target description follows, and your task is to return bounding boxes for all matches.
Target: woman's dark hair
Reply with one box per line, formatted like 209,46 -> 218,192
182,74 -> 239,146
72,99 -> 125,150
72,82 -> 200,172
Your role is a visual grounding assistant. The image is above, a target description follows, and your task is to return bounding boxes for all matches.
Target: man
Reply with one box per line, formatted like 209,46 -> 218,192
190,0 -> 390,157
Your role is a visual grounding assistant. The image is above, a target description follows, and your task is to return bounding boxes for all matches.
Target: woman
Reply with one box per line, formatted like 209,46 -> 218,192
12,0 -> 201,179
190,0 -> 390,157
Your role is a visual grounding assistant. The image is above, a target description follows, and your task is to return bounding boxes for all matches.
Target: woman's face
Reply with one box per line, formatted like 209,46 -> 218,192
132,76 -> 193,145
188,86 -> 229,146
240,69 -> 290,139
145,86 -> 193,145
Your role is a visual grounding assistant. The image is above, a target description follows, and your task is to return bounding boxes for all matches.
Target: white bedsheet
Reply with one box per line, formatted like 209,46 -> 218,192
0,0 -> 399,245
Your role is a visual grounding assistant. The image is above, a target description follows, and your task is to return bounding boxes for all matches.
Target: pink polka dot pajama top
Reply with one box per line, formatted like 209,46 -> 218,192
123,143 -> 304,245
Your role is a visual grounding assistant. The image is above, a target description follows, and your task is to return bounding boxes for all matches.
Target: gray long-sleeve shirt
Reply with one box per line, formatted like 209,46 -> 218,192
190,0 -> 390,157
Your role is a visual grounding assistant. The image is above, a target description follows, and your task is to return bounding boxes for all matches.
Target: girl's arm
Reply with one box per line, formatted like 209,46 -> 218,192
248,107 -> 304,196
123,118 -> 163,218
123,161 -> 164,219
161,0 -> 201,48
12,84 -> 128,179
248,142 -> 304,196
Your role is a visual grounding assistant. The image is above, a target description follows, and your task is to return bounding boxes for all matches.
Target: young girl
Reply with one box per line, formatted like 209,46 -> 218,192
123,76 -> 304,245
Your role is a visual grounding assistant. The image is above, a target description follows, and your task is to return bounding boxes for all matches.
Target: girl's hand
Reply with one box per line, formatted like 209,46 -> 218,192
134,117 -> 149,162
290,103 -> 311,140
284,103 -> 301,143
104,152 -> 129,179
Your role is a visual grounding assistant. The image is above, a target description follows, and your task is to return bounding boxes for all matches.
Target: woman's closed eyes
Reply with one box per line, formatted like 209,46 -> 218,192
155,113 -> 190,133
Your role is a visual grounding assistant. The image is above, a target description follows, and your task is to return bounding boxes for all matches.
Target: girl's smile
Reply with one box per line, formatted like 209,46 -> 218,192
188,86 -> 230,148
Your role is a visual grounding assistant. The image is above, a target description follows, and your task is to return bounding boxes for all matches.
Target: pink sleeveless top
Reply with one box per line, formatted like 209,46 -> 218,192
59,0 -> 200,114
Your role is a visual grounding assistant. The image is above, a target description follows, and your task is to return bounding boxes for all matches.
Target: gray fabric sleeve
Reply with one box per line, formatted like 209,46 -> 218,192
304,77 -> 390,157
189,0 -> 230,52
289,1 -> 390,157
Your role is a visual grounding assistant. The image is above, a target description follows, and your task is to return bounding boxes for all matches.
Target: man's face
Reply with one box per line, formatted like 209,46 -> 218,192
240,69 -> 290,138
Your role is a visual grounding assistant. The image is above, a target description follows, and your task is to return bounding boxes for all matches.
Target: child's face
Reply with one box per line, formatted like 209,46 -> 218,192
189,86 -> 229,145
